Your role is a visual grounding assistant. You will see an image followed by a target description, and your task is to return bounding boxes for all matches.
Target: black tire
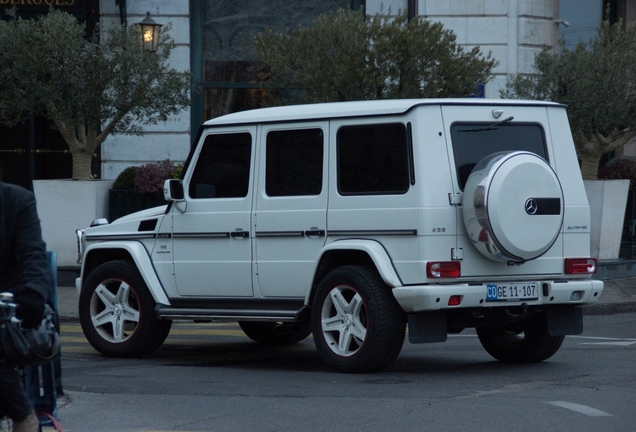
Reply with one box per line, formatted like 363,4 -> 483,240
79,260 -> 172,358
476,316 -> 565,363
238,321 -> 311,346
311,266 -> 406,373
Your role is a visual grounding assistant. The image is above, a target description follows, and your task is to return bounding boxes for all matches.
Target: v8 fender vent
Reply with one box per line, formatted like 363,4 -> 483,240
138,219 -> 158,232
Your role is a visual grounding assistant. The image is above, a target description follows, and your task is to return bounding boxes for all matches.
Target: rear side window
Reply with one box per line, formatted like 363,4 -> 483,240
337,123 -> 410,195
451,123 -> 548,190
266,128 -> 324,197
189,132 -> 252,199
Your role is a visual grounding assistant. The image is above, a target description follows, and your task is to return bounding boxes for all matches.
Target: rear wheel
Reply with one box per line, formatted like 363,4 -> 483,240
476,316 -> 565,362
311,266 -> 406,373
238,321 -> 311,346
79,260 -> 172,358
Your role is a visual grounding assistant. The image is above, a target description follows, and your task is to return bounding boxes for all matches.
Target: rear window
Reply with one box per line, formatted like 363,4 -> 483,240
451,123 -> 548,190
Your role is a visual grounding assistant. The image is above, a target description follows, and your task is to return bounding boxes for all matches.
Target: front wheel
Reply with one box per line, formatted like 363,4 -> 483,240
311,266 -> 406,373
79,260 -> 172,358
476,316 -> 565,363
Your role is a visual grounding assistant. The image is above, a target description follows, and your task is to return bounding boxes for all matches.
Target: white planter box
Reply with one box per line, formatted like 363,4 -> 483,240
33,180 -> 114,267
584,179 -> 630,261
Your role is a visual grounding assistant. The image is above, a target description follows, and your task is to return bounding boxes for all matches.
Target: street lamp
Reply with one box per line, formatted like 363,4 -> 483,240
135,12 -> 163,51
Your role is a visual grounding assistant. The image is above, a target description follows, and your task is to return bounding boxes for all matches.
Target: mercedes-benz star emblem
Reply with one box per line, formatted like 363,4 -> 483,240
525,198 -> 538,215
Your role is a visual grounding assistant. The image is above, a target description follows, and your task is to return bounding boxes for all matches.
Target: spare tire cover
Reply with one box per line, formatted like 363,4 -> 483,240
462,151 -> 564,262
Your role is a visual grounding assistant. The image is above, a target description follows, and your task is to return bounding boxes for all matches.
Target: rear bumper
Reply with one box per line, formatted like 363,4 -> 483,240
392,279 -> 604,313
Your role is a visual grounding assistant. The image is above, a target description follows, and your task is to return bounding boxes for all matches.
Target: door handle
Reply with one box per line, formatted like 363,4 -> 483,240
304,229 -> 325,237
230,230 -> 249,238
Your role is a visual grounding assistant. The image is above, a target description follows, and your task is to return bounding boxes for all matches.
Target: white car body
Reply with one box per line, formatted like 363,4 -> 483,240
76,99 -> 603,372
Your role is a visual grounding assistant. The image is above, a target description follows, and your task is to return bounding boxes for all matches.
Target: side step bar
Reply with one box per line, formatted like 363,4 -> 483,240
156,304 -> 310,322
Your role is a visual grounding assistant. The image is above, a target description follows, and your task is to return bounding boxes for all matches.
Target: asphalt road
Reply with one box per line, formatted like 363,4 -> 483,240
55,313 -> 636,432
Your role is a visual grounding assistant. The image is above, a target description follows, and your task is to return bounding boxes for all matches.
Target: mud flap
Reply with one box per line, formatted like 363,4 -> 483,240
547,305 -> 583,336
408,311 -> 448,343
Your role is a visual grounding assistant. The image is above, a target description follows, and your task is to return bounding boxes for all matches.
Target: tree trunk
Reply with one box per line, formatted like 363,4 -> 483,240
71,151 -> 94,181
579,153 -> 602,180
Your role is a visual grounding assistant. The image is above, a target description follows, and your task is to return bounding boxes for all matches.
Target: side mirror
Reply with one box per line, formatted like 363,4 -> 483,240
163,179 -> 185,202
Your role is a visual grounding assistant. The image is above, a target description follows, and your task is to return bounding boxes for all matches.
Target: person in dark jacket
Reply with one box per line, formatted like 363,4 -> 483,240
0,165 -> 50,432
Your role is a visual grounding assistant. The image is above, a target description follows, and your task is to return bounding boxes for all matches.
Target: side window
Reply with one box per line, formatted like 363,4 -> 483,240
337,123 -> 409,195
266,128 -> 324,197
189,132 -> 252,199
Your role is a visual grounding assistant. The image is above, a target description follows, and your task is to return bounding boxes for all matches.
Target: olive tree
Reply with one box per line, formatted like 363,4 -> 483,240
253,8 -> 497,105
0,9 -> 190,180
502,19 -> 636,179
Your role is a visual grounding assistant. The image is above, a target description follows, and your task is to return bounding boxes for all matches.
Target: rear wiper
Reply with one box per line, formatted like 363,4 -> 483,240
457,116 -> 514,132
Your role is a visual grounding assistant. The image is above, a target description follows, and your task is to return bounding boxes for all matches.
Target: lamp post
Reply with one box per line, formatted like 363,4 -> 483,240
135,12 -> 163,51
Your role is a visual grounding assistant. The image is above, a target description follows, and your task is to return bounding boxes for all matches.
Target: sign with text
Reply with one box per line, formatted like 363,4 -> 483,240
0,0 -> 88,15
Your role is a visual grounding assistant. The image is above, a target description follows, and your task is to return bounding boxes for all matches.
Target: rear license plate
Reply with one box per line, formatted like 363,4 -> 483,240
486,283 -> 538,302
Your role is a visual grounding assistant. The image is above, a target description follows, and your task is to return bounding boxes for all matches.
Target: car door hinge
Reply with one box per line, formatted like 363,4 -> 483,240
451,248 -> 463,260
448,192 -> 462,205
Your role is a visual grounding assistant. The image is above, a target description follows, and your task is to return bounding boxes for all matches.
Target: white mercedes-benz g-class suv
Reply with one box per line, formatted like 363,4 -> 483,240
76,99 -> 604,372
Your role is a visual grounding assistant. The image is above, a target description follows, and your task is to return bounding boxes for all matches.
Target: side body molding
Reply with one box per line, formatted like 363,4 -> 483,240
77,241 -> 171,306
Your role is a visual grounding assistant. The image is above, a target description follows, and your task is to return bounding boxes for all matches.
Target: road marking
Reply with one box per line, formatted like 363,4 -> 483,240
546,401 -> 612,417
569,336 -> 636,346
61,346 -> 98,354
168,328 -> 247,337
569,336 -> 636,341
61,336 -> 89,343
579,341 -> 636,346
453,381 -> 552,399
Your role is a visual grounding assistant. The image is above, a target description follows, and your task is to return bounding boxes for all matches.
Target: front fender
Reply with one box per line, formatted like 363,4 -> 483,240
77,241 -> 170,306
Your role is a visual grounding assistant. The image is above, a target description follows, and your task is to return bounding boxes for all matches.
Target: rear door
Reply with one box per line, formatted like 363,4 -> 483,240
441,104 -> 564,277
254,123 -> 328,298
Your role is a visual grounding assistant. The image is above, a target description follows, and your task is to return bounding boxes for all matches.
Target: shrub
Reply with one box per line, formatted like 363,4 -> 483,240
134,160 -> 179,195
598,157 -> 636,189
112,166 -> 139,190
112,160 -> 182,195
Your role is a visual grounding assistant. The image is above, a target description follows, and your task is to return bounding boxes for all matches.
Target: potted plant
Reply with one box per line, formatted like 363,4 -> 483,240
599,157 -> 636,258
0,10 -> 190,266
109,161 -> 182,221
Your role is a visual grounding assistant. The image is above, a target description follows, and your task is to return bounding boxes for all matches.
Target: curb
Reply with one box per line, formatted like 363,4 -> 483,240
583,301 -> 636,315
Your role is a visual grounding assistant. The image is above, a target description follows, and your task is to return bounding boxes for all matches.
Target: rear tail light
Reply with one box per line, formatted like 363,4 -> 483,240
564,258 -> 597,274
427,261 -> 461,278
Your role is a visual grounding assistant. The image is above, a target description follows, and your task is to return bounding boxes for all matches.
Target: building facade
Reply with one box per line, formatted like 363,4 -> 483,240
98,0 -> 566,181
2,0 -> 632,185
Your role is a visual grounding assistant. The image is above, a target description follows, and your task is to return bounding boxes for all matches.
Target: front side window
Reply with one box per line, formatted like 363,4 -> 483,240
189,132 -> 252,198
266,128 -> 324,197
451,123 -> 548,190
337,123 -> 410,195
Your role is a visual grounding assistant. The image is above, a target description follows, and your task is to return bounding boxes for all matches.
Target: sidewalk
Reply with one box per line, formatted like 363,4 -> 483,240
56,278 -> 636,322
